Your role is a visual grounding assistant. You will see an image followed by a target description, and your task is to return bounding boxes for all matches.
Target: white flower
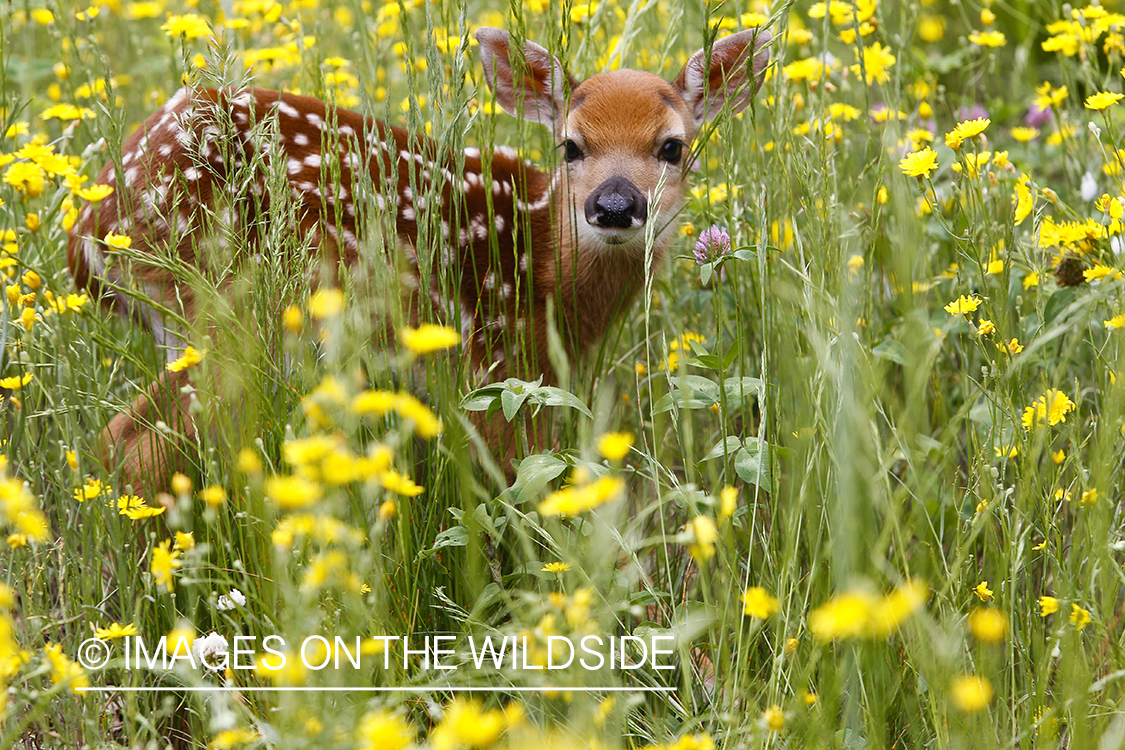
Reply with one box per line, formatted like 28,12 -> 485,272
1081,171 -> 1099,202
192,631 -> 229,672
216,588 -> 246,611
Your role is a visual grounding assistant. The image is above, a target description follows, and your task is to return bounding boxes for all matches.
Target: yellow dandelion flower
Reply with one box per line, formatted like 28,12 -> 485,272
1011,126 -> 1039,143
398,323 -> 461,354
1021,389 -> 1076,430
976,319 -> 995,336
849,41 -> 896,85
899,146 -> 939,178
44,643 -> 89,692
265,475 -> 322,509
78,184 -> 114,202
944,295 -> 982,315
309,288 -> 344,319
763,704 -> 785,731
742,586 -> 780,619
95,622 -> 139,640
429,698 -> 508,750
103,232 -> 131,249
539,475 -> 624,516
0,373 -> 32,390
379,469 -> 424,497
1070,603 -> 1092,630
597,431 -> 633,461
161,13 -> 213,40
945,117 -> 990,149
166,346 -> 205,372
968,608 -> 1007,642
1039,596 -> 1059,616
356,710 -> 414,750
950,675 -> 993,712
541,562 -> 570,573
199,485 -> 226,507
73,477 -> 107,502
151,539 -> 182,591
969,29 -> 1006,47
1085,91 -> 1124,111
809,590 -> 875,640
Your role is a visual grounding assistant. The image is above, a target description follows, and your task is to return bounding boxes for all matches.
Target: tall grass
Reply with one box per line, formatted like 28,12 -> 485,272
2,0 -> 1125,747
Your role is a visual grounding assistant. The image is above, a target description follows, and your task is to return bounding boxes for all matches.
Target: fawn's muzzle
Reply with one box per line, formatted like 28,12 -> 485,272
585,176 -> 648,230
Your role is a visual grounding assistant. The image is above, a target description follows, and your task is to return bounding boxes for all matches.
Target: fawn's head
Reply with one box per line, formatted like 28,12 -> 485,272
476,26 -> 771,253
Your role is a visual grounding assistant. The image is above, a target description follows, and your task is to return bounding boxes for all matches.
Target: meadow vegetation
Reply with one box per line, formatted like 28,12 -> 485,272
2,0 -> 1125,746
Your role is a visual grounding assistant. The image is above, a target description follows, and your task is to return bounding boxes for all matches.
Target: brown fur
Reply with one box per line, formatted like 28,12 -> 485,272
66,27 -> 771,491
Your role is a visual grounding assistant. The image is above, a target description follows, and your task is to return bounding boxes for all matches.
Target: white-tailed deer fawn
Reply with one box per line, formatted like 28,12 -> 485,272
67,26 -> 770,490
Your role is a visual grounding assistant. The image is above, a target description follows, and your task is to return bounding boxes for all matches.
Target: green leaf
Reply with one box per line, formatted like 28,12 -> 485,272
418,526 -> 469,559
722,341 -> 741,369
1043,287 -> 1078,325
872,339 -> 908,365
461,386 -> 503,412
722,376 -> 764,402
510,452 -> 569,501
501,387 -> 529,421
702,436 -> 743,461
734,441 -> 771,488
700,262 -> 713,286
732,248 -> 757,263
654,375 -> 722,413
685,354 -> 723,370
535,386 -> 593,418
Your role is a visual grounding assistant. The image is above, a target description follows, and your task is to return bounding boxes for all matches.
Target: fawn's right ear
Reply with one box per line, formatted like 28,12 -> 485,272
476,27 -> 573,129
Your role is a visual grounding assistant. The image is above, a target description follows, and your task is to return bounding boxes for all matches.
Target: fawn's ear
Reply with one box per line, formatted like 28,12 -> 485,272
476,27 -> 572,129
674,28 -> 771,126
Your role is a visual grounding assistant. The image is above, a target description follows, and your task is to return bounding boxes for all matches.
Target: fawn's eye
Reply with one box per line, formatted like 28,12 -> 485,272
659,139 -> 685,164
562,139 -> 584,163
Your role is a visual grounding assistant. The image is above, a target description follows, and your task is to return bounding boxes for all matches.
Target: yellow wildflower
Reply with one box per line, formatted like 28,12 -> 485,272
945,118 -> 990,149
151,539 -> 182,591
899,146 -> 939,178
950,675 -> 993,712
167,346 -> 205,372
1070,604 -> 1092,630
1086,91 -> 1124,111
742,587 -> 780,619
1021,389 -> 1076,430
95,622 -> 139,640
944,295 -> 982,315
398,324 -> 461,354
968,608 -> 1007,642
597,431 -> 633,461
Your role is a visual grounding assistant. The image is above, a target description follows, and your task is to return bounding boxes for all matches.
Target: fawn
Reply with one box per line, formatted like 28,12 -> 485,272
67,26 -> 771,490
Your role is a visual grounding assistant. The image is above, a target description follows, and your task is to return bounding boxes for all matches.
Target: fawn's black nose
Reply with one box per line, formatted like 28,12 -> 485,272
585,176 -> 648,230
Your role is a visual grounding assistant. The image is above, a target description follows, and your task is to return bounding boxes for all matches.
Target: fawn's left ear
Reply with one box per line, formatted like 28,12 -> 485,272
674,28 -> 772,126
476,27 -> 574,129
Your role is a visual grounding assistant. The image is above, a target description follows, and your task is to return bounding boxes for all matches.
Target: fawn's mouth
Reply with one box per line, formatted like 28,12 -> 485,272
591,225 -> 642,246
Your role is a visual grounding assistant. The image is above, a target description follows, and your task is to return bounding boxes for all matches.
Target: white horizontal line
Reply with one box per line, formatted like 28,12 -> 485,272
76,686 -> 676,693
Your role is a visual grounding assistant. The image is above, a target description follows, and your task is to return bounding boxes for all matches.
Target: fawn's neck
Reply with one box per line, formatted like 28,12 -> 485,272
460,148 -> 671,383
